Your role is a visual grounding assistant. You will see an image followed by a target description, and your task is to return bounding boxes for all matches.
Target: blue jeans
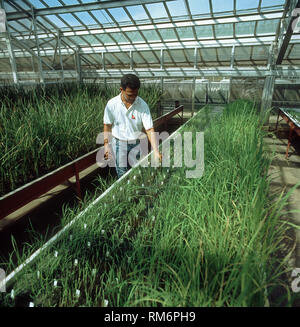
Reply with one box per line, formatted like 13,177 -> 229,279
111,137 -> 141,178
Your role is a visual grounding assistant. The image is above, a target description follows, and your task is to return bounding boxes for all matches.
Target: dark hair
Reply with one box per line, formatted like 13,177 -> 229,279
120,74 -> 141,90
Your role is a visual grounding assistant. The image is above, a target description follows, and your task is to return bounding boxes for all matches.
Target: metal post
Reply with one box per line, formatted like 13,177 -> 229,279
192,77 -> 195,117
32,6 -> 44,84
261,75 -> 276,122
228,77 -> 232,104
160,49 -> 164,70
230,45 -> 235,69
194,47 -> 198,69
267,43 -> 275,70
75,46 -> 82,84
0,1 -> 18,85
57,29 -> 64,83
101,52 -> 105,70
130,50 -> 133,70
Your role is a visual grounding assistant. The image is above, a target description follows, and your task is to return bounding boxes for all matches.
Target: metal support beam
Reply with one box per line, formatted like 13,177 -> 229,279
57,29 -> 64,83
75,46 -> 82,84
160,49 -> 164,70
192,77 -> 196,117
101,52 -> 105,70
9,34 -> 55,71
7,0 -> 176,21
0,66 -> 299,84
194,47 -> 198,69
31,6 -> 44,84
276,0 -> 300,64
130,50 -> 133,70
228,78 -> 232,103
230,45 -> 235,68
160,76 -> 164,94
261,74 -> 276,121
267,42 -> 276,70
1,0 -> 18,85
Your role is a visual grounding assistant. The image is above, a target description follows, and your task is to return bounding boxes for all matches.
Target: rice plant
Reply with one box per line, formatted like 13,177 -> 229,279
0,100 -> 297,307
0,83 -> 162,196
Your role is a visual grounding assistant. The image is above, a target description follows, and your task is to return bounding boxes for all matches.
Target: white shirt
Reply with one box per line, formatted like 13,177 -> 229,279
103,93 -> 153,141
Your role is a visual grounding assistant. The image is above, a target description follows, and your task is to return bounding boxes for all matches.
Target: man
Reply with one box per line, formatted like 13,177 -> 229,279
103,74 -> 162,178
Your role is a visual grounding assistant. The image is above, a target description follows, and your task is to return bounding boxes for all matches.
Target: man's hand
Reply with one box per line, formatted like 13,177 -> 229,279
104,143 -> 112,161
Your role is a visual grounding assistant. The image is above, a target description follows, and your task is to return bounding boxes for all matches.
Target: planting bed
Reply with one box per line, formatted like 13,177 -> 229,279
0,83 -> 162,197
0,100 -> 298,307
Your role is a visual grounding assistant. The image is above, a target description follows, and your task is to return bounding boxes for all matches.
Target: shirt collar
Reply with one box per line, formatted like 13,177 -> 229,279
119,93 -> 139,108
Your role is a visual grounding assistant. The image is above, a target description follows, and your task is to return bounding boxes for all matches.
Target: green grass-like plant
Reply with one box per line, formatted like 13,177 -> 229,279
0,100 -> 297,307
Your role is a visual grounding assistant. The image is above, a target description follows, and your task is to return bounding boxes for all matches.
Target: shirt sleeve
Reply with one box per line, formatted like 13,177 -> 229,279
142,104 -> 154,131
103,103 -> 114,125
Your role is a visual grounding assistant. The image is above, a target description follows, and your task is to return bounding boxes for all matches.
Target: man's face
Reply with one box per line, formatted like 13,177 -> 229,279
121,87 -> 139,104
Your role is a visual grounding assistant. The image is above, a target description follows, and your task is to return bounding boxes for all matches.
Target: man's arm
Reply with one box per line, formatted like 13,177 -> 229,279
145,127 -> 162,162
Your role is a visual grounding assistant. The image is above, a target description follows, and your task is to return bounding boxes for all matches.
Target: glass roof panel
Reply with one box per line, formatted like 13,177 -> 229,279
132,52 -> 146,64
194,25 -> 214,38
9,20 -> 32,33
168,49 -> 190,63
90,10 -> 114,25
138,51 -> 159,64
110,33 -> 129,44
73,12 -> 98,26
235,46 -> 251,60
36,16 -> 57,30
80,35 -> 102,45
212,0 -> 233,13
145,2 -> 168,19
3,2 -> 19,12
80,0 -> 99,4
214,23 -> 233,37
216,47 -> 232,60
251,46 -> 269,60
166,0 -> 188,17
200,48 -> 217,61
41,0 -> 63,7
236,0 -> 259,10
235,21 -> 256,36
261,0 -> 285,7
256,19 -> 280,35
188,0 -> 210,15
176,27 -> 194,40
108,8 -> 130,23
126,5 -> 148,21
286,44 -> 300,59
141,30 -> 161,41
58,13 -> 82,27
69,36 -> 92,46
105,53 -> 126,65
159,29 -> 177,41
27,0 -> 47,9
61,0 -> 80,5
45,15 -> 68,28
125,31 -> 144,43
96,34 -> 115,44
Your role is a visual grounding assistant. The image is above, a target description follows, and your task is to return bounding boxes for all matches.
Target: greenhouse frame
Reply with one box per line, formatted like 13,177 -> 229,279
0,0 -> 300,109
0,0 -> 300,309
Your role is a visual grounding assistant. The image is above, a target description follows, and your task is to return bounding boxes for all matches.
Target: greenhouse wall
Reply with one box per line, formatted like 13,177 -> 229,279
273,82 -> 300,108
230,78 -> 264,105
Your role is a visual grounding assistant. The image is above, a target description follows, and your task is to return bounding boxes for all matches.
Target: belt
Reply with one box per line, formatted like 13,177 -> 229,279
113,136 -> 140,143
